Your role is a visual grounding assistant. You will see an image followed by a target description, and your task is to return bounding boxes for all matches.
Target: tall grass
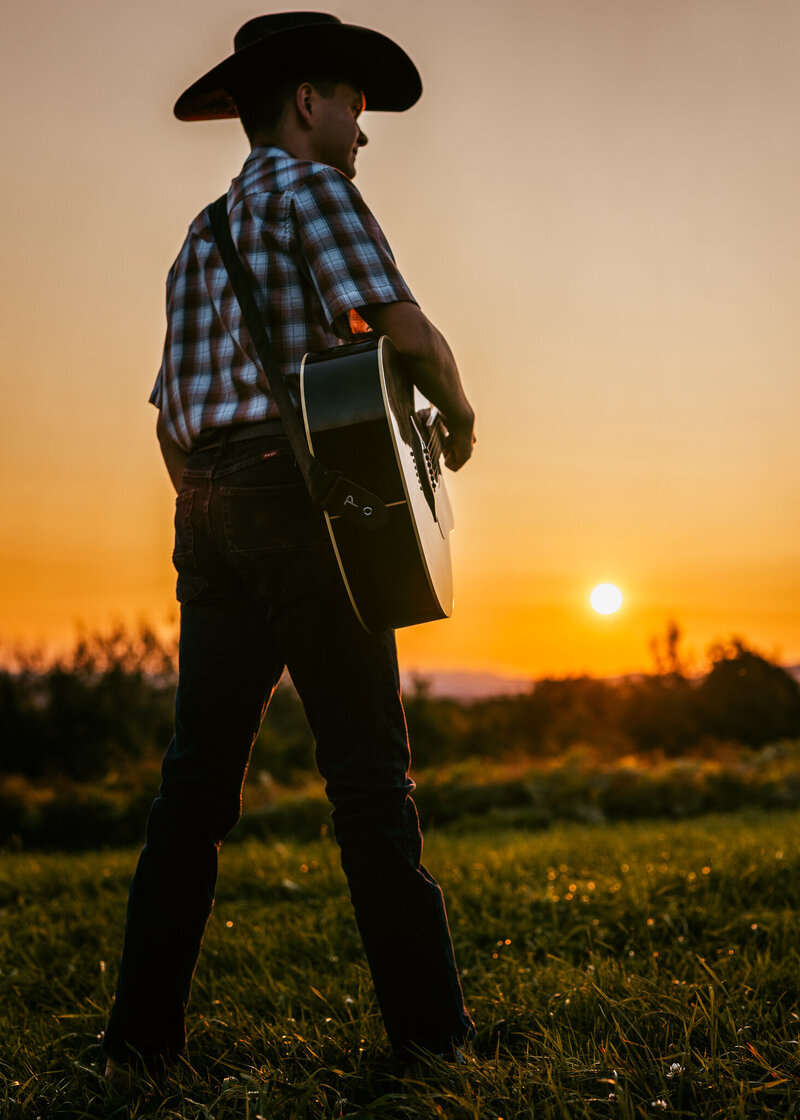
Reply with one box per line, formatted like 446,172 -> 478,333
2,810 -> 799,1118
7,741 -> 800,851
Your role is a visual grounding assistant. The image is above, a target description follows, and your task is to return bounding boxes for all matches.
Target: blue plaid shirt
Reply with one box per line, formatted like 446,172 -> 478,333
150,146 -> 416,450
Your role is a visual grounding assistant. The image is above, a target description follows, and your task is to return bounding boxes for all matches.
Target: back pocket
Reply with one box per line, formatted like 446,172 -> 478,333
221,483 -> 335,599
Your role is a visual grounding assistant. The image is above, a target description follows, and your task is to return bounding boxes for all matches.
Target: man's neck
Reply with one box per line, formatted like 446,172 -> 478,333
249,126 -> 310,161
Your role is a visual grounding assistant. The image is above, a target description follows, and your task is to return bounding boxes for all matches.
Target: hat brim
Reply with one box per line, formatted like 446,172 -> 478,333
174,22 -> 422,120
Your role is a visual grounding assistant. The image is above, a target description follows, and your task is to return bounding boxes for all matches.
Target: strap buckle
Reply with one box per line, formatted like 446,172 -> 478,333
315,469 -> 389,530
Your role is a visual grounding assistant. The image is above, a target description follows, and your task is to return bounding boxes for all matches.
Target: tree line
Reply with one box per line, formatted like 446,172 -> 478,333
1,622 -> 798,785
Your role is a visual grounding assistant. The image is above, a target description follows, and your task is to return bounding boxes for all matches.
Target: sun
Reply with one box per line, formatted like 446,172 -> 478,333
590,583 -> 623,615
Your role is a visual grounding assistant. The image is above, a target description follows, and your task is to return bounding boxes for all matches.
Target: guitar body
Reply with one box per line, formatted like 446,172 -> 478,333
300,335 -> 454,633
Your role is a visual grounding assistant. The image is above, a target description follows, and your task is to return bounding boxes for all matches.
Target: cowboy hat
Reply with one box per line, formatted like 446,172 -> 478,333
174,11 -> 422,121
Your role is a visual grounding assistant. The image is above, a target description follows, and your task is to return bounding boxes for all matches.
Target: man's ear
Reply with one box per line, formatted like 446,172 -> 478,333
294,82 -> 316,128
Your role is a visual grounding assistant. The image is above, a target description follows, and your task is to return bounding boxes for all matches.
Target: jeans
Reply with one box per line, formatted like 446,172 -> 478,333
103,430 -> 474,1064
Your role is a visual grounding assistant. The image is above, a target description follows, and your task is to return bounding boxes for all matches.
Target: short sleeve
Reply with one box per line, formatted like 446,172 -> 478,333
292,169 -> 417,336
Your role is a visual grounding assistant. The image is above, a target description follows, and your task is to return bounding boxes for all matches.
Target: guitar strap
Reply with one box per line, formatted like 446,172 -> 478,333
207,194 -> 387,530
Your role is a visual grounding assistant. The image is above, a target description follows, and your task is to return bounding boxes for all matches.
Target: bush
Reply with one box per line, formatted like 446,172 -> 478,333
0,780 -> 156,850
234,796 -> 332,843
403,679 -> 474,766
249,681 -> 316,784
695,640 -> 800,747
0,625 -> 176,780
617,674 -> 698,754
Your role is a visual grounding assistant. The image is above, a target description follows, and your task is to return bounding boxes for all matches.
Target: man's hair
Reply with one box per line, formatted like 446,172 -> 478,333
232,71 -> 347,142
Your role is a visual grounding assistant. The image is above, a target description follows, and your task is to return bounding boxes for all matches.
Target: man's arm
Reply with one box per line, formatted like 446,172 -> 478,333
156,411 -> 189,492
356,301 -> 476,470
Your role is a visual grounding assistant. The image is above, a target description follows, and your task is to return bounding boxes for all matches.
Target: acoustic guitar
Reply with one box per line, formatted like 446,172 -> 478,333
300,334 -> 454,633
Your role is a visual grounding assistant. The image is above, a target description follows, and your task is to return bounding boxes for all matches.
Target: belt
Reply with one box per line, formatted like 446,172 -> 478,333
193,417 -> 288,451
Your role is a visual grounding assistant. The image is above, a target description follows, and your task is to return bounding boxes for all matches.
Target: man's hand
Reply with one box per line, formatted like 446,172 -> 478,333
442,419 -> 476,472
357,301 -> 476,471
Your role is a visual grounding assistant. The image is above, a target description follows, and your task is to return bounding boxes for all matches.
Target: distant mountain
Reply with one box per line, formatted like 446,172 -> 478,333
401,670 -> 531,700
404,664 -> 800,699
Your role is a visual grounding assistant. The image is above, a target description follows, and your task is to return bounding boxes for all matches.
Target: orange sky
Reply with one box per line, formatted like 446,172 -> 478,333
2,0 -> 799,679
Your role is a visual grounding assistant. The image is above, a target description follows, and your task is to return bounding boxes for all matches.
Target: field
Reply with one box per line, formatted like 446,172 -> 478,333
2,810 -> 799,1119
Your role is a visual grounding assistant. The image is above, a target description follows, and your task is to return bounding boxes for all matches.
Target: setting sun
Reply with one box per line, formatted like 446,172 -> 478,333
590,583 -> 623,615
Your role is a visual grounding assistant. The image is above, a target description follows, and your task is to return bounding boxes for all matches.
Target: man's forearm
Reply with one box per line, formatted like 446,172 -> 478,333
400,339 -> 475,469
156,413 -> 189,492
357,301 -> 476,469
401,327 -> 474,430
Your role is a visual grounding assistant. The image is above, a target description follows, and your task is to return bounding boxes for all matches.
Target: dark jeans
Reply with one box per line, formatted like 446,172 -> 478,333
103,430 -> 474,1064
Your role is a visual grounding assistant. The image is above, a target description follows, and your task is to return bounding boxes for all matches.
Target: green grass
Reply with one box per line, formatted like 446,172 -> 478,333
2,810 -> 800,1118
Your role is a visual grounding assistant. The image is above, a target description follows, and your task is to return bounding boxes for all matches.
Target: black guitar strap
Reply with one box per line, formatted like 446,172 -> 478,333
207,194 -> 387,530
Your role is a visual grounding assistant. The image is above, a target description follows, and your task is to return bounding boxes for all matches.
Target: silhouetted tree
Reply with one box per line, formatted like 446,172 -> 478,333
649,618 -> 693,677
0,625 -> 176,780
515,676 -> 622,753
402,678 -> 472,767
694,639 -> 800,747
620,622 -> 698,754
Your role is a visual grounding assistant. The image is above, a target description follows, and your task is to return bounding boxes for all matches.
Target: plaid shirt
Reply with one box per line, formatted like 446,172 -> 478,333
150,146 -> 416,450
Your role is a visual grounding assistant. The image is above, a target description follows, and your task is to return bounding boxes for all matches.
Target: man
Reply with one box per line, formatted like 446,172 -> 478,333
103,12 -> 476,1077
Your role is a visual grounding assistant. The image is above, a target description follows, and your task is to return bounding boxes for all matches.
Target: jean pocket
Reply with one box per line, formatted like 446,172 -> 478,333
221,483 -> 336,600
172,488 -> 209,604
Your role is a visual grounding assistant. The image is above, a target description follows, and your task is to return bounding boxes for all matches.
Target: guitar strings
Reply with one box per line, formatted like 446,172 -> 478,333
426,417 -> 445,481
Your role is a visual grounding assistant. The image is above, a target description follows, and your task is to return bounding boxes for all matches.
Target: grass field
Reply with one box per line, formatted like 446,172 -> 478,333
1,810 -> 799,1118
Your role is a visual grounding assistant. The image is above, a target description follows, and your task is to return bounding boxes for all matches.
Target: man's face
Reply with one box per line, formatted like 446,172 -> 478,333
310,82 -> 368,179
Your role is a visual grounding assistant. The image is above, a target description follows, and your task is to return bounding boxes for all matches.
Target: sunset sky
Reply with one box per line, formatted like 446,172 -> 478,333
2,0 -> 798,680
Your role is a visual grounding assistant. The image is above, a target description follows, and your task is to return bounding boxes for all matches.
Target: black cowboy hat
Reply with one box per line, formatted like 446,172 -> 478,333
174,11 -> 422,121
